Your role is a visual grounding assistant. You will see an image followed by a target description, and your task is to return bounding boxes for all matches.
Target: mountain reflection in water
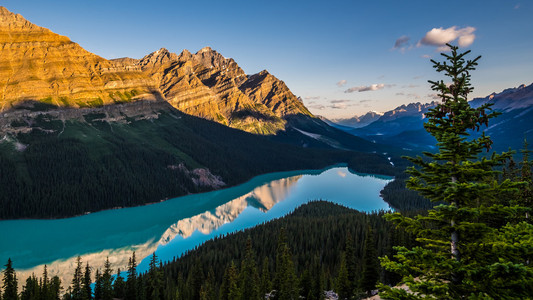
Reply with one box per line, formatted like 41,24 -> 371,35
0,166 -> 392,287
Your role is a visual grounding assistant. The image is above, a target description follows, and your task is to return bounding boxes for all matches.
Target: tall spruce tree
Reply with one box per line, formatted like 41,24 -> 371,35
101,258 -> 113,300
147,253 -> 163,300
81,263 -> 91,300
360,226 -> 379,297
379,45 -> 533,299
238,238 -> 260,300
126,252 -> 138,300
113,268 -> 125,299
335,253 -> 350,300
273,229 -> 298,300
93,270 -> 102,300
2,259 -> 18,300
71,257 -> 83,300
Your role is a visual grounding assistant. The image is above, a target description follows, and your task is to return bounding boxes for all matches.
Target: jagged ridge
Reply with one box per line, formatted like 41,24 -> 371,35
114,47 -> 312,134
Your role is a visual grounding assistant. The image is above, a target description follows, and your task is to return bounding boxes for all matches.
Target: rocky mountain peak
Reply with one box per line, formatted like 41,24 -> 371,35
0,6 -> 37,29
139,48 -> 179,69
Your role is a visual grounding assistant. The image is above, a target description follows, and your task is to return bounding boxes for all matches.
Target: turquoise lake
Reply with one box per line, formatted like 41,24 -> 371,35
0,166 -> 392,283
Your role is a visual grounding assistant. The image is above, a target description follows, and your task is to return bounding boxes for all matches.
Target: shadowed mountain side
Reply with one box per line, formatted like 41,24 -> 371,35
1,99 -> 394,219
342,84 -> 533,152
267,113 -> 395,154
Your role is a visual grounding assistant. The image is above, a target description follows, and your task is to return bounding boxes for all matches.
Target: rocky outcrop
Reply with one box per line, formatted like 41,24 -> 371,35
115,47 -> 314,134
0,6 -> 161,111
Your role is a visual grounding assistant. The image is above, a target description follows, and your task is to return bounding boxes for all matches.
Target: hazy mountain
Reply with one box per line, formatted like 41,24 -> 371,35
343,85 -> 533,152
331,111 -> 383,128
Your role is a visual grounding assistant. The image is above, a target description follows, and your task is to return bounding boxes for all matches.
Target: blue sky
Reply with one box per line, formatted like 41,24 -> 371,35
2,0 -> 532,118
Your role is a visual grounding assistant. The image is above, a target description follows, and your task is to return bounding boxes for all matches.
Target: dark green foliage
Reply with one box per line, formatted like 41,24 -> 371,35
146,253 -> 163,300
2,259 -> 18,300
199,268 -> 216,300
237,239 -> 260,300
93,270 -> 102,300
344,233 -> 357,293
379,45 -> 533,299
101,258 -> 113,300
219,262 -> 238,300
273,230 -> 298,300
335,254 -> 350,300
259,257 -> 271,296
113,268 -> 125,299
360,226 -> 379,296
126,252 -> 137,300
70,257 -> 83,300
82,263 -> 91,300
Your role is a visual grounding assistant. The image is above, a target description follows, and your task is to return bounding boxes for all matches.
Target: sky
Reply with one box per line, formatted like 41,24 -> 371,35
2,0 -> 532,119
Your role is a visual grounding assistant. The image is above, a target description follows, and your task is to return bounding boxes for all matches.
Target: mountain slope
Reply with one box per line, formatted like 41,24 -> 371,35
113,47 -> 313,135
0,7 -> 160,110
342,84 -> 533,152
0,6 -> 397,219
331,111 -> 383,128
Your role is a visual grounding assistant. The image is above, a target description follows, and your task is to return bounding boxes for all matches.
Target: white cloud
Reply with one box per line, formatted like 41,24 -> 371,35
418,26 -> 476,49
336,80 -> 347,87
344,83 -> 394,93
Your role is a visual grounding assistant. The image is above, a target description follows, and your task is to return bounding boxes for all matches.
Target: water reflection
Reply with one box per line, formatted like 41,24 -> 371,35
0,166 -> 392,287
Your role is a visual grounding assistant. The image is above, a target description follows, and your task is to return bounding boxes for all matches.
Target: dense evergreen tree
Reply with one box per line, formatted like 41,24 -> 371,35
113,268 -> 125,299
81,263 -> 91,300
335,253 -> 350,300
273,229 -> 298,300
344,232 -> 357,295
219,262 -> 238,300
237,238 -> 260,300
3,259 -> 18,300
93,270 -> 102,300
360,226 -> 379,296
379,45 -> 533,299
69,257 -> 83,300
199,268 -> 216,300
126,252 -> 137,300
185,259 -> 203,300
146,253 -> 163,300
259,257 -> 271,297
101,258 -> 113,300
20,275 -> 38,300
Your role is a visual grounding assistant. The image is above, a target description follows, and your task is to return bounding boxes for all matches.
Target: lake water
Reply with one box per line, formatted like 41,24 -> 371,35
0,165 -> 392,284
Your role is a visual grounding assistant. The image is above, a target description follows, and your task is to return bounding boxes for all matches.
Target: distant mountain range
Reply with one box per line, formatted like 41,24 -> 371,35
330,111 -> 383,128
333,84 -> 533,153
0,6 -> 395,219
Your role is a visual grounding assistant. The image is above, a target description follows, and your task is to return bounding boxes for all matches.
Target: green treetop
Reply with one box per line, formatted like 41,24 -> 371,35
379,44 -> 533,299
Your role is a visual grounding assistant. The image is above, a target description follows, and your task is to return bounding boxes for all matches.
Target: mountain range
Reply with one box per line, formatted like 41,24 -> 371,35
0,6 -> 394,219
335,84 -> 533,153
